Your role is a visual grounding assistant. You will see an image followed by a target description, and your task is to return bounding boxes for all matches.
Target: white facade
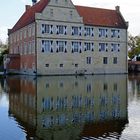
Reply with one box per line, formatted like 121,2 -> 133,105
36,0 -> 128,75
8,0 -> 128,75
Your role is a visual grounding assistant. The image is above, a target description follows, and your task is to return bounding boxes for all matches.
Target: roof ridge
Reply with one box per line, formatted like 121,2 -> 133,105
75,5 -> 115,11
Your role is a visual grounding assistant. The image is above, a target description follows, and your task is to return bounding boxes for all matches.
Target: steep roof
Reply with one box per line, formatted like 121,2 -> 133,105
9,0 -> 128,34
76,5 -> 127,29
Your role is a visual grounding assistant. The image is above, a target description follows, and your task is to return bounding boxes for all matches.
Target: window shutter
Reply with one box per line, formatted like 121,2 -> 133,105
79,27 -> 82,36
64,26 -> 67,35
106,43 -> 108,52
71,27 -> 74,35
79,42 -> 82,53
41,40 -> 45,52
118,44 -> 120,52
50,25 -> 53,34
91,28 -> 94,37
42,24 -> 45,34
56,25 -> 59,34
84,27 -> 86,36
91,43 -> 94,51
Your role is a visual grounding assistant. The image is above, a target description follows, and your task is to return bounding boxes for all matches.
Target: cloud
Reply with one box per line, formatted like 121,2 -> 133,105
0,26 -> 8,43
21,0 -> 28,4
21,0 -> 32,5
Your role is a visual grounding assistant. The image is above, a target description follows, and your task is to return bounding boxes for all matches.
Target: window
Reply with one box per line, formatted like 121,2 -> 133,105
113,57 -> 117,64
72,42 -> 81,53
21,31 -> 23,40
114,83 -> 118,91
55,0 -> 58,3
111,44 -> 120,52
72,27 -> 79,35
41,40 -> 52,52
85,42 -> 94,51
99,43 -> 108,51
42,24 -> 53,34
60,82 -> 64,88
60,64 -> 63,67
31,40 -> 35,54
70,11 -> 73,19
99,28 -> 108,37
24,29 -> 27,38
75,64 -> 78,67
103,83 -> 108,91
28,27 -> 31,37
31,25 -> 35,36
28,42 -> 32,54
103,57 -> 108,64
87,84 -> 92,93
56,25 -> 67,35
111,29 -> 120,38
45,64 -> 49,67
87,57 -> 92,64
56,41 -> 67,52
85,27 -> 94,36
50,9 -> 53,17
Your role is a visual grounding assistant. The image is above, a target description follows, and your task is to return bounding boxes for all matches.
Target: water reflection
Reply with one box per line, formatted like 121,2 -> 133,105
5,75 -> 128,140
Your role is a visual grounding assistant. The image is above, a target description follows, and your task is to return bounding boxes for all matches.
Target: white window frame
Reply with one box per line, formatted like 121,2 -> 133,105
99,28 -> 108,37
111,43 -> 120,52
113,57 -> 118,64
103,57 -> 108,64
86,57 -> 92,64
41,40 -> 52,53
56,25 -> 67,35
99,43 -> 108,51
111,29 -> 120,38
41,24 -> 53,34
56,41 -> 67,52
72,42 -> 81,53
85,27 -> 94,36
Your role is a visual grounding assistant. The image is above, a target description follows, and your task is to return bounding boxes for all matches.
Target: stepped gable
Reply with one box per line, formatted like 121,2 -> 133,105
9,0 -> 127,34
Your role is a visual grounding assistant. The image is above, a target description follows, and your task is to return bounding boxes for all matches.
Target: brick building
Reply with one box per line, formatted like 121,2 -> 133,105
7,0 -> 128,75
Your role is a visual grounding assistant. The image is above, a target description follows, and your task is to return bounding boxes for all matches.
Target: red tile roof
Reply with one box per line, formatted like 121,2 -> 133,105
76,5 -> 127,28
9,0 -> 128,34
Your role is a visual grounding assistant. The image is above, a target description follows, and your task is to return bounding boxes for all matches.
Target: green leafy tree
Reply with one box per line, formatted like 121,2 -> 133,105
128,35 -> 140,59
0,39 -> 9,68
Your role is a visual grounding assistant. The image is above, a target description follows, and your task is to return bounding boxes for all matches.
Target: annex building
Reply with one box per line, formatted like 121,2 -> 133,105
6,0 -> 128,75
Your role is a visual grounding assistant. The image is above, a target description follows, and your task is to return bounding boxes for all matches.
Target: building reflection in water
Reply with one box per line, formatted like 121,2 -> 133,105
6,75 -> 128,140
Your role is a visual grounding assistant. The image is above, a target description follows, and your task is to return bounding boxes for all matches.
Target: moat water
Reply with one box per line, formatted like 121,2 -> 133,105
0,74 -> 140,140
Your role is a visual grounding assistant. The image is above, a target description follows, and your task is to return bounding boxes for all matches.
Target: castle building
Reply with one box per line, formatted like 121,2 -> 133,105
7,0 -> 128,75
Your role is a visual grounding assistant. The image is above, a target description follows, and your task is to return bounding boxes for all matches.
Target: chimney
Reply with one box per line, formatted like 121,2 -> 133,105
125,22 -> 129,29
32,0 -> 37,5
25,5 -> 31,11
115,6 -> 120,12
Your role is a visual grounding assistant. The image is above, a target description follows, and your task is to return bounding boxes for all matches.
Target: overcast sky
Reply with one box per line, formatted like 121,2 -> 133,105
0,0 -> 140,43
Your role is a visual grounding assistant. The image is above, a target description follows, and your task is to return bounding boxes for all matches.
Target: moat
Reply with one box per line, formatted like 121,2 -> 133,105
0,74 -> 140,140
